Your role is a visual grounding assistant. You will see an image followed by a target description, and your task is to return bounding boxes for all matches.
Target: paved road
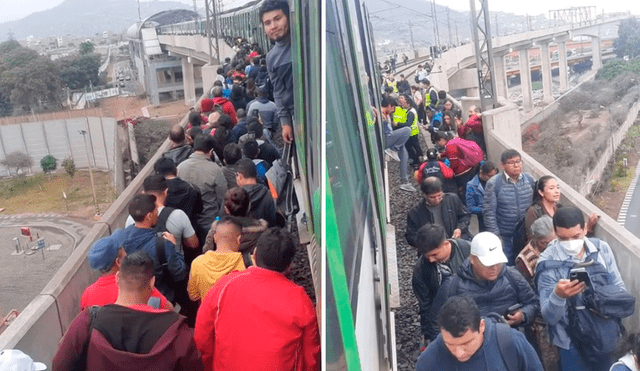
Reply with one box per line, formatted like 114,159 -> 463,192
624,183 -> 640,238
0,214 -> 94,315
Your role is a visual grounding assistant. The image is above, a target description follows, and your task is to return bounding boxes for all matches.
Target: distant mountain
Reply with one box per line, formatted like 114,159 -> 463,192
0,0 -> 193,40
364,0 -> 551,57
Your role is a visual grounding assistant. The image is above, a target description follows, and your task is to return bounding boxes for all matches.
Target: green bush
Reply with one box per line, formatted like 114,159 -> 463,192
40,155 -> 57,174
62,157 -> 76,178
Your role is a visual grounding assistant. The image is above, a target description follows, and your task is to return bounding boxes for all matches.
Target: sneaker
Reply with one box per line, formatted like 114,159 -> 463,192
400,183 -> 416,192
385,148 -> 401,162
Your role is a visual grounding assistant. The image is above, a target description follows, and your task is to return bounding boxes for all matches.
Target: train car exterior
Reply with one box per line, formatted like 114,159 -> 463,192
327,0 -> 396,370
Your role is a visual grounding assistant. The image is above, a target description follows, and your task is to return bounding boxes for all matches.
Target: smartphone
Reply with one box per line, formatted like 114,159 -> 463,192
505,303 -> 522,317
569,268 -> 591,286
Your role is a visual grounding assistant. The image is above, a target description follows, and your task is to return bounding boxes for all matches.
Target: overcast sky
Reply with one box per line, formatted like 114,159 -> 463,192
1,0 -> 639,24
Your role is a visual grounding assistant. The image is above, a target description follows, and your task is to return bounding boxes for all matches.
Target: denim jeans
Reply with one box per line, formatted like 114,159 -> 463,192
386,127 -> 411,183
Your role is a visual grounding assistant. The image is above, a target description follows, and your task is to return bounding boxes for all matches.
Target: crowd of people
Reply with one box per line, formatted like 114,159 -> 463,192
379,64 -> 637,371
44,1 -> 321,370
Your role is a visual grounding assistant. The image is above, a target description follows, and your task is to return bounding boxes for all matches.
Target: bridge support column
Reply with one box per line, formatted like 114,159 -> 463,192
592,36 -> 602,71
201,63 -> 219,96
148,65 -> 160,106
558,41 -> 569,93
494,54 -> 508,99
182,57 -> 196,106
518,48 -> 533,111
540,43 -> 553,104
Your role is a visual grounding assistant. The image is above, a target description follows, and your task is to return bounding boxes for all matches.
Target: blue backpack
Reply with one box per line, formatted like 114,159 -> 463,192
535,240 -> 636,363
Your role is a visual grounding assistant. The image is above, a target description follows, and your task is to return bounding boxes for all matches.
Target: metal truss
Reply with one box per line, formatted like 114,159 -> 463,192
549,7 -> 596,26
469,0 -> 497,111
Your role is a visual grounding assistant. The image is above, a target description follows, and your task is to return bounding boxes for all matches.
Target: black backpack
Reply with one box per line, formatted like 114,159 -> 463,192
535,240 -> 636,363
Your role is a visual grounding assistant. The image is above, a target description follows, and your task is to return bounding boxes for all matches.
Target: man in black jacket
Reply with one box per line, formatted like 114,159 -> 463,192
406,177 -> 471,249
427,232 -> 539,341
235,158 -> 277,227
163,125 -> 194,166
412,224 -> 471,343
154,157 -> 202,223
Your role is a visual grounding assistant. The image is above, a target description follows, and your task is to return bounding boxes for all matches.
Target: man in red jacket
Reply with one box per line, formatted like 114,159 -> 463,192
52,251 -> 203,371
194,228 -> 320,371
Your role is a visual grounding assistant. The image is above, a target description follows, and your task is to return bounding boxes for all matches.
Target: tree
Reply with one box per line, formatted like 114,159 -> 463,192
614,17 -> 640,59
0,39 -> 21,56
79,41 -> 94,55
1,151 -> 33,175
56,54 -> 101,90
62,157 -> 76,178
40,155 -> 58,174
0,56 -> 63,110
0,89 -> 13,117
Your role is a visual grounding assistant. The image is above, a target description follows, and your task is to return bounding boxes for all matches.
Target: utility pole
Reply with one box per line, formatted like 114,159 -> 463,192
408,20 -> 416,50
447,8 -> 453,46
494,14 -> 499,37
79,129 -> 99,215
431,0 -> 441,51
455,23 -> 459,45
136,0 -> 141,23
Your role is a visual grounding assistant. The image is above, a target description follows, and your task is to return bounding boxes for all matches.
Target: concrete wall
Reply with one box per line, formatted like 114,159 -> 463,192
158,35 -> 236,62
0,110 -> 189,368
0,117 -> 117,178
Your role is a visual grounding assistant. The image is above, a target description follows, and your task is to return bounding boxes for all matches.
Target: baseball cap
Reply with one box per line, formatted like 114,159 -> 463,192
88,236 -> 121,271
0,349 -> 47,371
470,232 -> 507,266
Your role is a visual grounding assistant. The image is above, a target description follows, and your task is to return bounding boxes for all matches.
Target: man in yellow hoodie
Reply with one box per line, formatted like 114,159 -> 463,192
187,216 -> 245,301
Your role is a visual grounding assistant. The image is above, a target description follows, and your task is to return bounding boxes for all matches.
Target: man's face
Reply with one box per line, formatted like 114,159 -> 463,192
424,191 -> 444,206
501,156 -> 522,179
398,95 -> 408,108
262,9 -> 289,42
441,320 -> 485,362
470,255 -> 502,282
381,104 -> 395,116
425,240 -> 451,263
555,224 -> 586,242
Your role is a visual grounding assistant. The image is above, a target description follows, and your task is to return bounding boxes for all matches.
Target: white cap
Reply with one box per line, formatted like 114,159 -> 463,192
470,232 -> 508,266
0,350 -> 47,371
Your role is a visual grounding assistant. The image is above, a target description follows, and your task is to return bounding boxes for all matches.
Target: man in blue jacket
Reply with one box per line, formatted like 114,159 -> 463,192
427,232 -> 539,341
482,149 -> 535,263
417,296 -> 543,370
121,194 -> 187,303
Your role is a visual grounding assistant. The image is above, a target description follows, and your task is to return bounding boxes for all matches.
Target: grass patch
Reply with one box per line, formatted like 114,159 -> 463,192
609,162 -> 635,192
0,170 -> 115,215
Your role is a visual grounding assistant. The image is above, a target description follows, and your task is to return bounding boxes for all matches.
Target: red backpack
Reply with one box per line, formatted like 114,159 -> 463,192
448,137 -> 484,168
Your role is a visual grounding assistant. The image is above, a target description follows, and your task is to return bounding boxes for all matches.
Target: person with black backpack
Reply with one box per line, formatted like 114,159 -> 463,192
416,296 -> 543,370
536,207 -> 635,371
426,232 -> 540,342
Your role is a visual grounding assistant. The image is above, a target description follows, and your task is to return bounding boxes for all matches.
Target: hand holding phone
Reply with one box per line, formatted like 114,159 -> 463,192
569,268 -> 591,286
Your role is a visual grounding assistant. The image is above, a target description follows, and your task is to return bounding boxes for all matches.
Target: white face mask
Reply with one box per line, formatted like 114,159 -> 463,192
559,238 -> 585,256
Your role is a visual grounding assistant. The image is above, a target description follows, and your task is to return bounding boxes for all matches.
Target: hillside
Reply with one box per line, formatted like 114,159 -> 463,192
0,0 -> 192,39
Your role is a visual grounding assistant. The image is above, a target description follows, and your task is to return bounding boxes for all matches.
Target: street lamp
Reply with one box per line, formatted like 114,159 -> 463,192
79,129 -> 99,215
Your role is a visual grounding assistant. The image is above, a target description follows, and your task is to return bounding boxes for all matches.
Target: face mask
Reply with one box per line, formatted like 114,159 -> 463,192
559,238 -> 584,256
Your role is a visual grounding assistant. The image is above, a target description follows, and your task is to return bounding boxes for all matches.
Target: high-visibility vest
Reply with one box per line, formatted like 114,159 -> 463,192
424,86 -> 437,108
408,107 -> 419,136
387,80 -> 398,93
393,106 -> 407,127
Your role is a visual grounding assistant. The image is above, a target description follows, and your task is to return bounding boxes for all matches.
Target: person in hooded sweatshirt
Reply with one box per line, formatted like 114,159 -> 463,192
52,251 -> 203,371
154,157 -> 202,224
235,158 -> 277,227
211,86 -> 237,125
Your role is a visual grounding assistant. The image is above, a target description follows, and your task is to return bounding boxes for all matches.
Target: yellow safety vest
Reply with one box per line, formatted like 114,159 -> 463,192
408,107 -> 419,136
387,80 -> 398,93
393,107 -> 419,136
424,87 -> 437,108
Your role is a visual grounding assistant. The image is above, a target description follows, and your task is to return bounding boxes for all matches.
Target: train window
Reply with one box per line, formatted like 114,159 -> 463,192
327,23 -> 373,302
